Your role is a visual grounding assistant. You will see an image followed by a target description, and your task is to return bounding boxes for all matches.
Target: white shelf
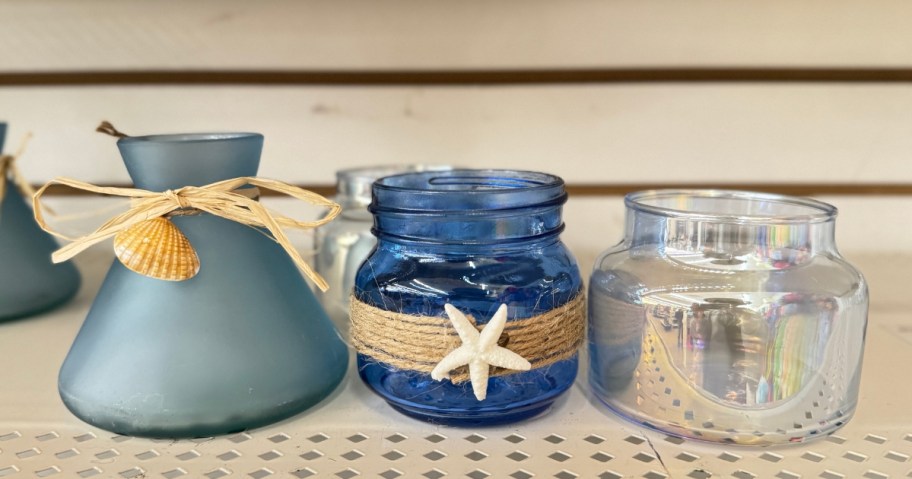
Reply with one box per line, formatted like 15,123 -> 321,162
0,250 -> 909,479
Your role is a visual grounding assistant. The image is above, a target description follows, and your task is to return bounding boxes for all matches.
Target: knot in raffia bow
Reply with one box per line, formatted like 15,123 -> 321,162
162,188 -> 193,209
32,177 -> 341,291
0,134 -> 36,207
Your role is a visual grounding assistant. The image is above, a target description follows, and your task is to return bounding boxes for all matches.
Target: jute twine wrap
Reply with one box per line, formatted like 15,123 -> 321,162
351,293 -> 586,384
32,176 -> 341,291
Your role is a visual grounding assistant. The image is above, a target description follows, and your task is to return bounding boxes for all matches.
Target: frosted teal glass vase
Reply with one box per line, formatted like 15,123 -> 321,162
58,132 -> 348,438
0,123 -> 80,320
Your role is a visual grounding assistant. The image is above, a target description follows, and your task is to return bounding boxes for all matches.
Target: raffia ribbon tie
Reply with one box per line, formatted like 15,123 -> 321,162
32,176 -> 341,290
350,293 -> 587,384
0,133 -> 36,207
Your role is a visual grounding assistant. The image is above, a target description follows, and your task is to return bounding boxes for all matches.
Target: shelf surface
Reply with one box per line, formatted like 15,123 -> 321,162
0,249 -> 908,479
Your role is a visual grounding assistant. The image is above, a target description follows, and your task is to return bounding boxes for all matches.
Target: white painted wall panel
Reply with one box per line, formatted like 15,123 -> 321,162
2,84 -> 911,184
1,0 -> 911,71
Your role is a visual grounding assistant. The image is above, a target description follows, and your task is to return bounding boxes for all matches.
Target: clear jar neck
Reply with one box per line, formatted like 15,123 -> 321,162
625,190 -> 839,258
370,169 -> 567,245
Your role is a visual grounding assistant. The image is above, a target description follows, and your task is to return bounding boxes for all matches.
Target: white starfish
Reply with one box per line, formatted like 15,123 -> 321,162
431,303 -> 532,401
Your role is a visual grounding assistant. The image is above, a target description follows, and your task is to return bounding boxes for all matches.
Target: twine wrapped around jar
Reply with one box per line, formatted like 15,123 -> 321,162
350,293 -> 586,384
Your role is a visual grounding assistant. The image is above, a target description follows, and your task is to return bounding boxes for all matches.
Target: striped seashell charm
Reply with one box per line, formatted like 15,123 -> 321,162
113,217 -> 200,281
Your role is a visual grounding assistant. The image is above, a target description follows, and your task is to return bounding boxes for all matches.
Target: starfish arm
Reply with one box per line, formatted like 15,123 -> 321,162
430,346 -> 473,381
478,303 -> 509,350
468,359 -> 491,401
444,303 -> 481,345
482,346 -> 532,372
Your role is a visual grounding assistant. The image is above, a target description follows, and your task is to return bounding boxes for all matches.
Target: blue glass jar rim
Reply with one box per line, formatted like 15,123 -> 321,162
118,132 -> 263,144
625,189 -> 838,225
370,169 -> 567,213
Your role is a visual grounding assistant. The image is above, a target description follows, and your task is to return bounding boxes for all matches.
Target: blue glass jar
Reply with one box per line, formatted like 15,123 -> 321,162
58,132 -> 348,438
0,122 -> 80,320
353,169 -> 583,426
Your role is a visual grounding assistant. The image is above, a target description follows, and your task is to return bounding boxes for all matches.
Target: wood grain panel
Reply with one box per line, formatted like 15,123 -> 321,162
3,84 -> 912,186
1,0 -> 911,72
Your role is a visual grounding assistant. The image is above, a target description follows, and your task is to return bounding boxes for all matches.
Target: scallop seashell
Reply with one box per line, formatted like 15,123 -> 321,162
113,217 -> 200,281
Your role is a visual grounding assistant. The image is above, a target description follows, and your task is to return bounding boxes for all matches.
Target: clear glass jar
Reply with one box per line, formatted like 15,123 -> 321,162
354,169 -> 583,426
314,165 -> 450,335
588,190 -> 868,444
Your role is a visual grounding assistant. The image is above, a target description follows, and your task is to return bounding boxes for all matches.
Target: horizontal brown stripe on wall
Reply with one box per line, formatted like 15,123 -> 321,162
35,184 -> 912,197
566,184 -> 912,196
7,69 -> 912,86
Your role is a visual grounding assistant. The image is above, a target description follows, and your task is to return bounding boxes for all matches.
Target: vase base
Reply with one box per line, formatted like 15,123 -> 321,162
0,279 -> 80,322
59,374 -> 346,439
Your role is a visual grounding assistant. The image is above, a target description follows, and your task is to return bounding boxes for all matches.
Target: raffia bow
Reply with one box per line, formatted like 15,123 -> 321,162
0,134 -> 36,209
33,176 -> 341,291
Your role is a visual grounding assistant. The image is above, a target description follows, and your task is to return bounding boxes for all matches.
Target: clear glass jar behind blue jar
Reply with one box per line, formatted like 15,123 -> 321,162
314,164 -> 451,336
352,169 -> 583,426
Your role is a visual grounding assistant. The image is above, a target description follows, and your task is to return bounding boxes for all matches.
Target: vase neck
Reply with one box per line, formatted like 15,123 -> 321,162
117,133 -> 263,191
0,123 -> 7,152
624,190 -> 838,257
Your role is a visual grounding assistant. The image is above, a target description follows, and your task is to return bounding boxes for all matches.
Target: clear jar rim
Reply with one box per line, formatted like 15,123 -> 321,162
337,164 -> 452,182
625,189 -> 838,224
337,164 -> 453,206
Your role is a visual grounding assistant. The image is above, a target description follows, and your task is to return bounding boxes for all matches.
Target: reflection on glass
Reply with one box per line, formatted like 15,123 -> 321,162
640,294 -> 836,408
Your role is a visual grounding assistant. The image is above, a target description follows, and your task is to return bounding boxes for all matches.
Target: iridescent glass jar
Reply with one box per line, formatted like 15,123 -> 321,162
353,169 -> 583,426
589,190 -> 868,444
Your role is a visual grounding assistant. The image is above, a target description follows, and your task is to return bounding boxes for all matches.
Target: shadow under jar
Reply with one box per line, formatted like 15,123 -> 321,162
353,169 -> 583,426
588,190 -> 868,445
